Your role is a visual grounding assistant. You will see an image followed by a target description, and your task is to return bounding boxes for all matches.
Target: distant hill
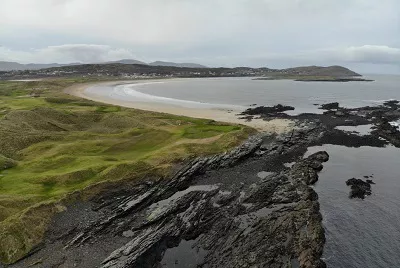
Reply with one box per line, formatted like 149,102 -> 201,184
0,61 -> 82,71
105,59 -> 147,65
149,61 -> 207,68
281,65 -> 361,77
0,59 -> 207,71
0,61 -> 24,71
0,61 -> 59,71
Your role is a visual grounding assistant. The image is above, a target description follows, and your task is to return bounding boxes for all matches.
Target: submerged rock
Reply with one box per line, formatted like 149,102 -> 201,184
346,178 -> 373,199
320,102 -> 340,110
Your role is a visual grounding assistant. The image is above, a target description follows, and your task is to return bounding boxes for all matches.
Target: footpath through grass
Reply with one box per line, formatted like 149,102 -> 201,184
0,78 -> 254,264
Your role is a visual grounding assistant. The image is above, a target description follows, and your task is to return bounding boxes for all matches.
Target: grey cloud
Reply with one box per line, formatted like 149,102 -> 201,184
269,46 -> 400,65
38,44 -> 137,63
1,0 -> 398,46
0,44 -> 138,64
0,0 -> 399,73
333,46 -> 400,64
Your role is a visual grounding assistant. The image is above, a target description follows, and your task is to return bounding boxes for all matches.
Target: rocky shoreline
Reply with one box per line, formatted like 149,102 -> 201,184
6,126 -> 329,268
240,100 -> 400,149
4,100 -> 400,268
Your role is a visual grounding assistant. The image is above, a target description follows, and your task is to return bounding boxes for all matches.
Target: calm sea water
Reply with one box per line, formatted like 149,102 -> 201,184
130,75 -> 400,114
87,75 -> 400,267
306,145 -> 400,268
87,75 -> 400,115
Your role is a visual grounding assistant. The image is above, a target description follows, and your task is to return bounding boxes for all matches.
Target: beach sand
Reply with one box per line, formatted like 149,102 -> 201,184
64,80 -> 295,133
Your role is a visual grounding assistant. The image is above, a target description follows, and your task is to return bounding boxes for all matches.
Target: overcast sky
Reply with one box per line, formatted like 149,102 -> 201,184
0,0 -> 399,73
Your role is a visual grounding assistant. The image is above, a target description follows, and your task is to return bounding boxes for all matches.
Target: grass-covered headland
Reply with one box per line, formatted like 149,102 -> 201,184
0,78 -> 254,264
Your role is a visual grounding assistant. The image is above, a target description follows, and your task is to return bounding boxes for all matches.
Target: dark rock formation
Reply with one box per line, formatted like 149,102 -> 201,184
371,118 -> 400,147
383,100 -> 400,108
241,104 -> 295,117
322,109 -> 350,117
241,100 -> 400,149
346,178 -> 373,199
320,102 -> 340,110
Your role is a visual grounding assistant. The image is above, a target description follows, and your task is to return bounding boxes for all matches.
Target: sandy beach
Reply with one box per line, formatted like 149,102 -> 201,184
64,80 -> 295,133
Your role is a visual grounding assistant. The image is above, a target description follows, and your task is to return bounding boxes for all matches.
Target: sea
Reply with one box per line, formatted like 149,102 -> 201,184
86,75 -> 400,267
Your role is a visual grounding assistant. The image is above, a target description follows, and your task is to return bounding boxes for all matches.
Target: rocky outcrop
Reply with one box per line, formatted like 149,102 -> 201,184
320,102 -> 340,110
99,150 -> 328,268
372,118 -> 400,147
243,100 -> 400,149
346,178 -> 373,199
241,104 -> 295,117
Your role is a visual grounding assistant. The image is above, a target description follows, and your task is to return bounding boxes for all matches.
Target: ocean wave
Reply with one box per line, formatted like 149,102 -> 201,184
389,121 -> 400,128
363,98 -> 397,104
112,83 -> 243,110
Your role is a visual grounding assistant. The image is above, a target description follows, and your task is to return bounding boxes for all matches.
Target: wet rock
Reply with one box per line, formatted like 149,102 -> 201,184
320,102 -> 339,110
240,104 -> 295,117
308,151 -> 329,162
346,178 -> 372,199
366,179 -> 375,184
383,100 -> 400,108
322,109 -> 349,117
371,118 -> 400,147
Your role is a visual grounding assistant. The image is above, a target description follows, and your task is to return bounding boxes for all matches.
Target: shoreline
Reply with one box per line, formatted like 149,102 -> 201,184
64,80 -> 295,133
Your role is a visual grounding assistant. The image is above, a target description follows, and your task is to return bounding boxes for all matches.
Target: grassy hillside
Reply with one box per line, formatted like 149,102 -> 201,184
0,78 -> 254,264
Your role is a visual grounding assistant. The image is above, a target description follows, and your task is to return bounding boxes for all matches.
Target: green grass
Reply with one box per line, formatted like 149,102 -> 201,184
0,78 -> 255,264
182,125 -> 241,139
